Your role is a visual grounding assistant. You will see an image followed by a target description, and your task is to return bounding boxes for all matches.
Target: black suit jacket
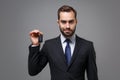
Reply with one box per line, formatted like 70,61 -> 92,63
28,35 -> 98,80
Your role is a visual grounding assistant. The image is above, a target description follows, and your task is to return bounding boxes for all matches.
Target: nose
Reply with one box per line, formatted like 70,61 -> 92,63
66,22 -> 70,28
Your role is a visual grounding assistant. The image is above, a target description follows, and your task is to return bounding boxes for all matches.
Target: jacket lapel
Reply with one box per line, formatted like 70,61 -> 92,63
67,36 -> 82,70
54,36 -> 83,71
54,36 -> 68,70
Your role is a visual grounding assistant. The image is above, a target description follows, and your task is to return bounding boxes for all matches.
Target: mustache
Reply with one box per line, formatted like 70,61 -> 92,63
64,28 -> 71,31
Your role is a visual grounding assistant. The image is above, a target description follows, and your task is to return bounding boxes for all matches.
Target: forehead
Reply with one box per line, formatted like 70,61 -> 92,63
59,11 -> 76,20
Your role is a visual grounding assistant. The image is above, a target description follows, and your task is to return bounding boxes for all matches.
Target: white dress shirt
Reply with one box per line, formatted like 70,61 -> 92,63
60,34 -> 76,56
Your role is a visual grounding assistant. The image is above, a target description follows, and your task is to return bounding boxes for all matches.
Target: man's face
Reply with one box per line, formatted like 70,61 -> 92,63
57,11 -> 77,38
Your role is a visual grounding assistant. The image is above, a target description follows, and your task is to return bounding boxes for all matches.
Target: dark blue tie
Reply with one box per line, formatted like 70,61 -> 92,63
65,39 -> 71,65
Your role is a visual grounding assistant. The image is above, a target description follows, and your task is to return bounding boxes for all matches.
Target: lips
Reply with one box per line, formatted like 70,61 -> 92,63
64,29 -> 71,32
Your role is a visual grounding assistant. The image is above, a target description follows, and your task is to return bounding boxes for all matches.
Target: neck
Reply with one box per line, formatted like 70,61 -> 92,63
61,34 -> 76,40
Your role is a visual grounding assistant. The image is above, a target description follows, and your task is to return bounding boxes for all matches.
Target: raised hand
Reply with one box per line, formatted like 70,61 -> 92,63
29,29 -> 43,46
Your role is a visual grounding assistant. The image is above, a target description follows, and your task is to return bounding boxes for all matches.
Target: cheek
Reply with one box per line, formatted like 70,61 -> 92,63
59,24 -> 65,29
70,25 -> 76,29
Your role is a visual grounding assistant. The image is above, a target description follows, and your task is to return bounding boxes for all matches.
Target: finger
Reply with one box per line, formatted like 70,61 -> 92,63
29,30 -> 39,35
29,29 -> 43,37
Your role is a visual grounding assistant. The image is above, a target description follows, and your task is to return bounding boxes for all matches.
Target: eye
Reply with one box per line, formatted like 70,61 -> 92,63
69,20 -> 74,24
61,20 -> 67,24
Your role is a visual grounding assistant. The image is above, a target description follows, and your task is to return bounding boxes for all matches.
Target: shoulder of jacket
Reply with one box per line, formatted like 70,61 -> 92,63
44,36 -> 59,44
76,35 -> 93,45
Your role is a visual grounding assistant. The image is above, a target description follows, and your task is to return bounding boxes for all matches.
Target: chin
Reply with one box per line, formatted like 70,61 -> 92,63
60,29 -> 74,38
63,33 -> 73,38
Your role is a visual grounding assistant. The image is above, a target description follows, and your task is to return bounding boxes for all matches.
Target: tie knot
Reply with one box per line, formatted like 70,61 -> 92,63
65,39 -> 71,43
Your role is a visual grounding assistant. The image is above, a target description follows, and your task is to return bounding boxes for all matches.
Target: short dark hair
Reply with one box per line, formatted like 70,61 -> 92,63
57,5 -> 77,20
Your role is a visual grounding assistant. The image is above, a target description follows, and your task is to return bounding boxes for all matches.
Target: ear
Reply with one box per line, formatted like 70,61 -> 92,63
57,20 -> 59,24
57,20 -> 60,26
76,19 -> 77,24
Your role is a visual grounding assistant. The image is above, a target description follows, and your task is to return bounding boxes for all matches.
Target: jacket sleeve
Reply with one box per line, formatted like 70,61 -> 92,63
86,42 -> 98,80
28,44 -> 48,76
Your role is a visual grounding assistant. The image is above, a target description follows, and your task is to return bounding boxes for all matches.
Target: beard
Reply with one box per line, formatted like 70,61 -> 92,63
59,26 -> 76,38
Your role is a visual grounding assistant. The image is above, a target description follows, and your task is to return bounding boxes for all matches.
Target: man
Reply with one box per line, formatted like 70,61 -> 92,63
28,5 -> 98,80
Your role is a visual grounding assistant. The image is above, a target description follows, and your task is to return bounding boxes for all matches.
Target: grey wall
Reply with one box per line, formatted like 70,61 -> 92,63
0,0 -> 120,80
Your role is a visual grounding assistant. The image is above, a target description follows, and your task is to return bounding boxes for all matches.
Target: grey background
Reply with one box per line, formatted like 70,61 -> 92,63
0,0 -> 120,80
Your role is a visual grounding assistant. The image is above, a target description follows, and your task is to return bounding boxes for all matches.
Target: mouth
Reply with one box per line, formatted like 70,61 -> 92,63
64,29 -> 72,32
64,28 -> 71,31
64,30 -> 72,35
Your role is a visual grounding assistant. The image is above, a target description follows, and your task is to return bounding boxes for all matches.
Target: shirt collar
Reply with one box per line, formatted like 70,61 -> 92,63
60,34 -> 76,44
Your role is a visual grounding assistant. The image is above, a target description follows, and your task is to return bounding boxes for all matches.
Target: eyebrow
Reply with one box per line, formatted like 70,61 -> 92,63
60,19 -> 74,24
